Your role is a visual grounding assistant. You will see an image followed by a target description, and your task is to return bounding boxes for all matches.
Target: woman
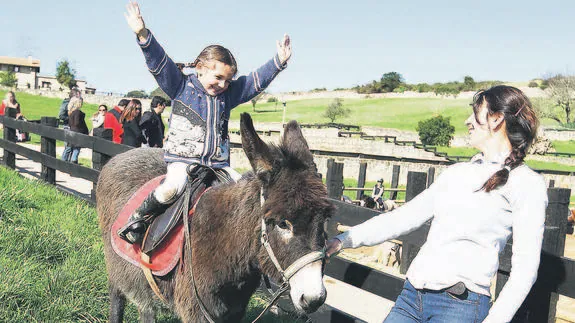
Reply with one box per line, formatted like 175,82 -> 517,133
0,91 -> 22,116
91,104 -> 108,132
120,99 -> 145,148
63,97 -> 89,163
326,86 -> 547,323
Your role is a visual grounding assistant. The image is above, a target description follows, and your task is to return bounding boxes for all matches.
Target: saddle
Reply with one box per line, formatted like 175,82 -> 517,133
111,165 -> 222,276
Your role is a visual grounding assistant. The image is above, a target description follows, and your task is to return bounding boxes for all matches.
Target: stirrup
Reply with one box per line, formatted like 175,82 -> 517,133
117,216 -> 147,244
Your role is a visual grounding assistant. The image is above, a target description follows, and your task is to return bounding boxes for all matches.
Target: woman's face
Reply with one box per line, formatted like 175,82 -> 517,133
6,93 -> 14,103
465,102 -> 503,150
197,60 -> 235,96
98,106 -> 107,114
134,105 -> 142,118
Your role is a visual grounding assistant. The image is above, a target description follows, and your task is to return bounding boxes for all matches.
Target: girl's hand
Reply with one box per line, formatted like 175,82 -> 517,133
325,238 -> 343,258
124,1 -> 148,40
277,34 -> 292,65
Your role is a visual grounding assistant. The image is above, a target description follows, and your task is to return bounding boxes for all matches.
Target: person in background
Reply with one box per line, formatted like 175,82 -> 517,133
120,99 -> 145,147
62,97 -> 89,163
104,99 -> 130,143
326,86 -> 548,323
91,104 -> 108,134
1,91 -> 21,117
371,178 -> 385,210
140,96 -> 166,148
58,88 -> 82,127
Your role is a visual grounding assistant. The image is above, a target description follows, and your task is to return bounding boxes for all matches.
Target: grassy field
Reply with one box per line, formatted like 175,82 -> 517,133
0,166 -> 302,322
553,140 -> 575,154
232,97 -> 475,135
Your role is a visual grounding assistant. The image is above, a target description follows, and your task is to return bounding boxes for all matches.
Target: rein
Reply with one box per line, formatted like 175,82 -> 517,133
188,186 -> 325,323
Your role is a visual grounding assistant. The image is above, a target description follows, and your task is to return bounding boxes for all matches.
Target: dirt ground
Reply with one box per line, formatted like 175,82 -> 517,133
324,234 -> 575,323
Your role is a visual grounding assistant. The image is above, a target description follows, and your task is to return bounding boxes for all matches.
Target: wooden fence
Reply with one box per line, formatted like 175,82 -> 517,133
1,111 -> 574,322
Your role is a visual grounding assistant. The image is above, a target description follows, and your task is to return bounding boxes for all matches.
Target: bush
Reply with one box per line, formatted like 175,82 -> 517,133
125,90 -> 148,98
323,98 -> 350,123
416,115 -> 455,146
0,71 -> 18,87
267,97 -> 278,103
528,81 -> 539,88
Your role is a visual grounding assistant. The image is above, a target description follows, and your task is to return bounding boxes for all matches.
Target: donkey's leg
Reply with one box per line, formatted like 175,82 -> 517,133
138,307 -> 156,323
109,286 -> 126,323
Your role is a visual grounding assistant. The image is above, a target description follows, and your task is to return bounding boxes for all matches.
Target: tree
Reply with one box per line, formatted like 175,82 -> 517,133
150,87 -> 171,105
126,89 -> 148,98
0,71 -> 18,87
380,72 -> 403,92
463,76 -> 476,91
56,59 -> 76,89
323,98 -> 350,123
547,74 -> 575,124
250,92 -> 265,112
416,115 -> 455,146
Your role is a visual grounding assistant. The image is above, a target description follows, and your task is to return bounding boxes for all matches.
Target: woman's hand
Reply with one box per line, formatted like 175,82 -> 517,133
124,0 -> 148,41
277,34 -> 292,65
325,238 -> 343,258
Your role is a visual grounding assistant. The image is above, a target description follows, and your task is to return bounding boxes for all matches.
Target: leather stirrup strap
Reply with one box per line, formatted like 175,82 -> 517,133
141,253 -> 168,303
140,230 -> 168,303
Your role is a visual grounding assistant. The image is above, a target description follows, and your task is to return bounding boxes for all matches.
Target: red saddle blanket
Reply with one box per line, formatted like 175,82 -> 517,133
111,175 -> 184,276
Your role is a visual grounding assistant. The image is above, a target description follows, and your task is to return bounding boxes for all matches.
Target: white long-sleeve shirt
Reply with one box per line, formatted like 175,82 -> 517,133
336,154 -> 548,323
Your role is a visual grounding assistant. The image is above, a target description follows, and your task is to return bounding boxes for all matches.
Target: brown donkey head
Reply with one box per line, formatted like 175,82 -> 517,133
240,113 -> 334,314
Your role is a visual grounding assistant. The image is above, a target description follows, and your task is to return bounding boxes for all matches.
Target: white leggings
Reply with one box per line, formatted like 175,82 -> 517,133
153,162 -> 242,204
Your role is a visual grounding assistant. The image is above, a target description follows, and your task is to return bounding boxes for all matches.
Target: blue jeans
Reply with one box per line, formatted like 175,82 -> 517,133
384,280 -> 491,323
61,143 -> 72,162
70,147 -> 81,163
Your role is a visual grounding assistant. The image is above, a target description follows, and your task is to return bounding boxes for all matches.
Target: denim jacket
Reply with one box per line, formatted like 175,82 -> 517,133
138,30 -> 286,167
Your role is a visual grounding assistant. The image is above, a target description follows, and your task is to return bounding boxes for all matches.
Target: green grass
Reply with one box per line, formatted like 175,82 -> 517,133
552,140 -> 575,154
524,159 -> 575,172
435,146 -> 479,157
0,167 -> 303,322
232,97 -> 473,135
0,90 -> 99,124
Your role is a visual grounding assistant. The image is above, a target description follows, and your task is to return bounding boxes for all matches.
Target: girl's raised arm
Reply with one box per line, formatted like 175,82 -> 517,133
125,1 -> 185,99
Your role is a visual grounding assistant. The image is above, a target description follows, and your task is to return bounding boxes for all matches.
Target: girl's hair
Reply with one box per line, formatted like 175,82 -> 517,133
474,85 -> 539,192
182,45 -> 238,76
120,99 -> 142,123
93,104 -> 108,119
67,97 -> 83,115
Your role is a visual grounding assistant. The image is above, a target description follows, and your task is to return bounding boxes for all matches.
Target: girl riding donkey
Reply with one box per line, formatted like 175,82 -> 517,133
118,0 -> 292,244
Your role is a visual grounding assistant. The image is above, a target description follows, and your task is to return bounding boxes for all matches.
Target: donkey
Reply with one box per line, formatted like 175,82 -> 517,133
97,113 -> 334,322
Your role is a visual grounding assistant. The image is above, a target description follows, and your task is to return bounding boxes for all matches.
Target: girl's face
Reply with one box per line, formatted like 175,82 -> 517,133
197,60 -> 235,96
465,102 -> 503,150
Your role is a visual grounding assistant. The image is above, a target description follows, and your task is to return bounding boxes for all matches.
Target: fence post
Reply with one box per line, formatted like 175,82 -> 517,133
91,128 -> 113,202
356,162 -> 367,200
389,165 -> 400,200
427,167 -> 435,188
326,158 -> 344,199
2,108 -> 17,169
495,187 -> 570,322
399,171 -> 428,275
549,179 -> 555,188
40,117 -> 58,185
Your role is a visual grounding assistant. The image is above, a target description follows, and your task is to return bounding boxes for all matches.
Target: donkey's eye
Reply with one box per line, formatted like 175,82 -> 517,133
277,220 -> 293,231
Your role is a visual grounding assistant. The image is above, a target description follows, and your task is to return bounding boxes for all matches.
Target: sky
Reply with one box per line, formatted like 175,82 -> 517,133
2,0 -> 574,95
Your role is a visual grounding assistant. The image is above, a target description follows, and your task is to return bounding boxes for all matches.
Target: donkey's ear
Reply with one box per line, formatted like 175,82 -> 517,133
241,113 -> 274,181
282,120 -> 314,165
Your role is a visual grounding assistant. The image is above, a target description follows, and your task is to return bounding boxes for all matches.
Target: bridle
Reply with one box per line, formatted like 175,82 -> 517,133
190,187 -> 326,323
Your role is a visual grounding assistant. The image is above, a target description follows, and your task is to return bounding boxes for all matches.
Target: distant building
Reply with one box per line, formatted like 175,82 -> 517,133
0,56 -> 95,93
